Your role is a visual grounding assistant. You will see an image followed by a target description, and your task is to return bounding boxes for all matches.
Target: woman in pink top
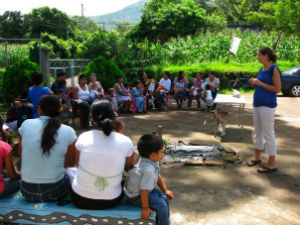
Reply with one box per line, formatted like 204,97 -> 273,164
0,117 -> 21,198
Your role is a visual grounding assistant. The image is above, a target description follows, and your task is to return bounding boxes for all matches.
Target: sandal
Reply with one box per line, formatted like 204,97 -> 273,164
247,159 -> 262,167
257,166 -> 278,173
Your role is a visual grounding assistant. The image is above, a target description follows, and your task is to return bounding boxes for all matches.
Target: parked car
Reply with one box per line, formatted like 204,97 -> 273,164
281,66 -> 300,97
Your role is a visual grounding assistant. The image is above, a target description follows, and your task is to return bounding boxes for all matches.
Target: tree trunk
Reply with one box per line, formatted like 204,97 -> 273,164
272,30 -> 283,52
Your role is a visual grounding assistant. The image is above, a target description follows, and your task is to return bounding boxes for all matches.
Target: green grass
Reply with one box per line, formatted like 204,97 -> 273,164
219,88 -> 255,94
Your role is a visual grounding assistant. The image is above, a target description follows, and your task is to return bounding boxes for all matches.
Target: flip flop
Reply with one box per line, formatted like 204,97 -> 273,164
257,166 -> 278,173
247,159 -> 262,167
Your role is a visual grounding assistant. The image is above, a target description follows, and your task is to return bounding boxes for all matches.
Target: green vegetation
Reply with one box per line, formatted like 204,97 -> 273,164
2,58 -> 42,103
83,56 -> 126,91
0,44 -> 29,67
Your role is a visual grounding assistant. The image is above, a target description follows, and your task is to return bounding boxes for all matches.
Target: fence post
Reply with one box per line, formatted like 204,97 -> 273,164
41,49 -> 51,88
70,59 -> 75,87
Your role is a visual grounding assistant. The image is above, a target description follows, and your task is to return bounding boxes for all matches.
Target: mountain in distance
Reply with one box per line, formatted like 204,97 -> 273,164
89,0 -> 149,31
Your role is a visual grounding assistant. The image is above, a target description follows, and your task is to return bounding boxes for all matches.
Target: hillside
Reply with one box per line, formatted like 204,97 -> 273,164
89,0 -> 149,31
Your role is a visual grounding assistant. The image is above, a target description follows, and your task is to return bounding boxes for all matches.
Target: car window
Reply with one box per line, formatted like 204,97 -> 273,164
285,67 -> 300,75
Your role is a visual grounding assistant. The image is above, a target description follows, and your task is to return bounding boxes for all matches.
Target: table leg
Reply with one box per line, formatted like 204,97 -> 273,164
240,104 -> 245,139
214,104 -> 218,137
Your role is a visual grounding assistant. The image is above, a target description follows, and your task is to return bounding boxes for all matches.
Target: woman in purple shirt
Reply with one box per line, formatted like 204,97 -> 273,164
247,47 -> 282,173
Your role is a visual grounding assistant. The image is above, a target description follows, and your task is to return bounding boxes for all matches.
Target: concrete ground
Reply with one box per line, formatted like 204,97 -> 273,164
2,77 -> 298,224
66,93 -> 300,224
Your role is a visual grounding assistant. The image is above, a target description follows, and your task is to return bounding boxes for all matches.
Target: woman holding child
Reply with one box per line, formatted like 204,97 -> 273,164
19,94 -> 77,202
72,74 -> 91,130
88,73 -> 104,97
114,76 -> 133,113
71,100 -> 135,209
187,72 -> 204,110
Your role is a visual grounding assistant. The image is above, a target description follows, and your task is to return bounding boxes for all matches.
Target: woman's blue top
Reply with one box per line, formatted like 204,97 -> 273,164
253,65 -> 282,108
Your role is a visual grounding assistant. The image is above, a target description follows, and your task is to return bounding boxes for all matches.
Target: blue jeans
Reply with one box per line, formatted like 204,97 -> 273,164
0,178 -> 20,198
127,188 -> 170,225
78,101 -> 91,129
20,176 -> 68,202
159,92 -> 168,107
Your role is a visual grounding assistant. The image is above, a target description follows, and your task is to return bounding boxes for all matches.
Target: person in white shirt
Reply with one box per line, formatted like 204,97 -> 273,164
204,84 -> 213,112
71,99 -> 135,210
153,71 -> 171,110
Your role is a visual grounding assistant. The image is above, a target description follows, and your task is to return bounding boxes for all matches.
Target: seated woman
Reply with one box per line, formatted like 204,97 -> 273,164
132,80 -> 147,114
187,72 -> 204,110
72,74 -> 91,130
0,117 -> 21,198
71,100 -> 135,210
174,76 -> 186,109
88,73 -> 104,98
113,76 -> 133,113
19,94 -> 77,202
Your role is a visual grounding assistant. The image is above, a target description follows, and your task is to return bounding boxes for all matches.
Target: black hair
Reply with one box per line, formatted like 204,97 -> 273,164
78,74 -> 87,81
178,70 -> 184,77
0,115 -> 4,129
259,47 -> 277,63
116,75 -> 123,82
57,72 -> 67,78
60,80 -> 67,85
148,74 -> 153,79
206,84 -> 211,90
31,71 -> 44,85
163,71 -> 170,77
209,71 -> 215,76
135,80 -> 142,86
91,100 -> 115,136
178,75 -> 184,81
137,134 -> 164,158
196,72 -> 202,77
124,82 -> 130,88
39,94 -> 61,157
54,89 -> 64,95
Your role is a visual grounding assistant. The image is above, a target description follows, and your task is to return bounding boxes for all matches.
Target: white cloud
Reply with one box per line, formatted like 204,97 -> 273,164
0,0 -> 140,16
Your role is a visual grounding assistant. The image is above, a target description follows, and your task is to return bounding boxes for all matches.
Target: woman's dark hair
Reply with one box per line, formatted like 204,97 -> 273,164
178,71 -> 184,77
57,72 -> 67,78
137,134 -> 164,158
163,71 -> 170,77
78,74 -> 87,81
259,47 -> 277,63
116,75 -> 123,82
39,94 -> 61,157
148,74 -> 153,79
31,71 -> 44,85
196,72 -> 202,77
178,75 -> 184,81
124,82 -> 130,88
91,100 -> 115,136
135,80 -> 142,86
209,71 -> 215,76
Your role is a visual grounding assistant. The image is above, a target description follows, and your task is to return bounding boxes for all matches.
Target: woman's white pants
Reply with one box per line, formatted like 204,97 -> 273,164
252,106 -> 277,156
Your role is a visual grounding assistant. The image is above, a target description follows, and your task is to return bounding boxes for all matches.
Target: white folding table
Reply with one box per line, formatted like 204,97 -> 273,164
214,94 -> 246,139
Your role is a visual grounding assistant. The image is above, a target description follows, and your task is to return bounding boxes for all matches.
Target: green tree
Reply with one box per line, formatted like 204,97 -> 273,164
116,22 -> 133,37
0,11 -> 26,37
72,16 -> 102,33
24,7 -> 75,40
128,0 -> 211,44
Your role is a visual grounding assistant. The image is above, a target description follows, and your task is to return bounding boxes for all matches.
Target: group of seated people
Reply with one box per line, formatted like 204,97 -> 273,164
0,95 -> 173,224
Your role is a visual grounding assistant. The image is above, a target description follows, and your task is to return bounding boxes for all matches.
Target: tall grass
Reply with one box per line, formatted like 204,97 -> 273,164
0,44 -> 29,67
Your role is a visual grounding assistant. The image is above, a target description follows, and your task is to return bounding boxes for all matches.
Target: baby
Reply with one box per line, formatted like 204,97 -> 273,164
89,84 -> 100,101
113,119 -> 125,134
106,88 -> 119,117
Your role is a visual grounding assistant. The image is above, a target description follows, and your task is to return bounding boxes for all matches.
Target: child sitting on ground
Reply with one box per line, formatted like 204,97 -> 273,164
113,119 -> 125,134
174,76 -> 185,109
89,84 -> 101,101
55,89 -> 70,124
132,80 -> 147,114
204,84 -> 213,112
124,134 -> 174,225
106,88 -> 119,117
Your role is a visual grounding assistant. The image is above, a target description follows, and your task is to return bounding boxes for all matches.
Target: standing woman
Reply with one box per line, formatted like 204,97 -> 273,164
19,94 -> 77,202
72,74 -> 91,130
71,100 -> 135,209
247,47 -> 282,173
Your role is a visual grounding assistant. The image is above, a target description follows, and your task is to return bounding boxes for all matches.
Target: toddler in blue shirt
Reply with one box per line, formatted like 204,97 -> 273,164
124,134 -> 174,225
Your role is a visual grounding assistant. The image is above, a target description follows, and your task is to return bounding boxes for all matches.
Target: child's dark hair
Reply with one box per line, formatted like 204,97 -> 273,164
60,80 -> 67,86
259,47 -> 277,63
178,75 -> 184,81
163,71 -> 170,77
135,80 -> 142,86
205,84 -> 211,90
113,119 -> 125,133
108,88 -> 115,95
54,89 -> 64,95
137,134 -> 164,158
91,99 -> 114,136
178,70 -> 184,77
124,82 -> 130,88
39,94 -> 61,157
31,71 -> 44,85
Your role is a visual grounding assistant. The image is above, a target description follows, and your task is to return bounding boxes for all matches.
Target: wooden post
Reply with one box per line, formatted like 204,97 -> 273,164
158,126 -> 162,139
41,49 -> 51,88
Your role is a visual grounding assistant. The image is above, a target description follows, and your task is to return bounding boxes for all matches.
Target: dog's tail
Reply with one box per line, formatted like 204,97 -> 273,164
203,114 -> 215,125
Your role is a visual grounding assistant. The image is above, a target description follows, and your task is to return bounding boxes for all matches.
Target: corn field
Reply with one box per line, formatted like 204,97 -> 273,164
0,44 -> 29,67
125,30 -> 300,68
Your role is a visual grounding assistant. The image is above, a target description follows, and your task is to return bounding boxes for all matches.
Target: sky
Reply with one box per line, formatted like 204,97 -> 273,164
0,0 -> 141,16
